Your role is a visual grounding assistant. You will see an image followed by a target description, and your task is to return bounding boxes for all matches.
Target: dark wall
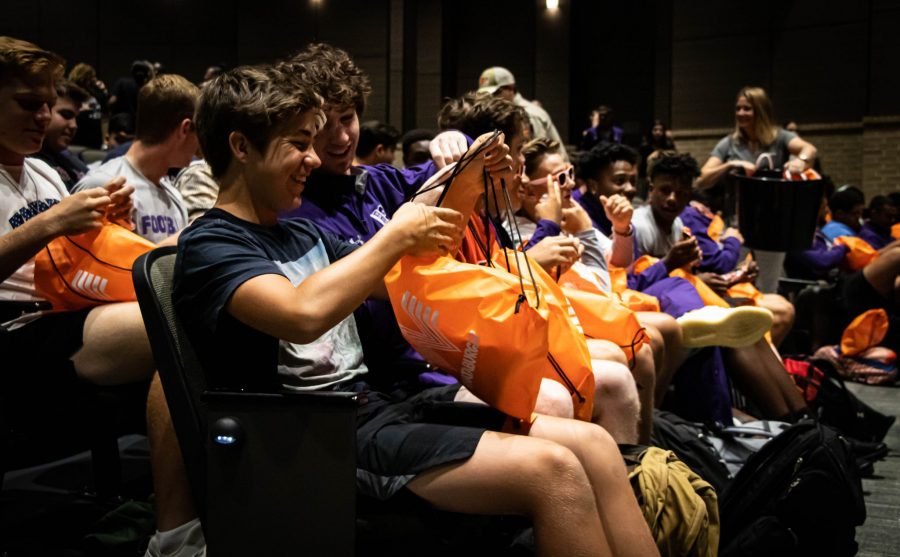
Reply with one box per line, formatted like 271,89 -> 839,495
666,0 -> 900,129
1,0 -> 393,122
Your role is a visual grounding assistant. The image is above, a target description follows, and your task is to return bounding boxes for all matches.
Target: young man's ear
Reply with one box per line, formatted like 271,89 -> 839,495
228,131 -> 252,163
179,118 -> 193,137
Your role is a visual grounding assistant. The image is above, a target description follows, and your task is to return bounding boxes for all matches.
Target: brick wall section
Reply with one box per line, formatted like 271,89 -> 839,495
862,117 -> 900,197
672,119 -> 900,199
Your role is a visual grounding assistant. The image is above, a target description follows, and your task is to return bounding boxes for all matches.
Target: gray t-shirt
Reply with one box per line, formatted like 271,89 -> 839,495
710,128 -> 798,170
74,155 -> 188,243
632,205 -> 683,258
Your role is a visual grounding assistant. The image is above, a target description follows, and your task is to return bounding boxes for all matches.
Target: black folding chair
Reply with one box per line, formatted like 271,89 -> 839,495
133,246 -> 357,556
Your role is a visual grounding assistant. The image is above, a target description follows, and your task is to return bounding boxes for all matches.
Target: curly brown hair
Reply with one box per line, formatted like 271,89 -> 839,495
0,36 -> 64,86
279,43 -> 371,115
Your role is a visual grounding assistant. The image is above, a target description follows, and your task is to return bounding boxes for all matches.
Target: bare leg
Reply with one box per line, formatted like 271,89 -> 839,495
585,339 -> 640,444
407,416 -> 659,557
632,344 -> 656,444
758,294 -> 795,347
73,301 -> 154,385
863,244 -> 900,302
147,374 -> 197,531
636,311 -> 687,406
725,340 -> 806,419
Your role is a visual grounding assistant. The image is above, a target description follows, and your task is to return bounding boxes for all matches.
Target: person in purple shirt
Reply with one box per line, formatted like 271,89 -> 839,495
859,195 -> 897,250
786,192 -> 900,348
821,185 -> 865,241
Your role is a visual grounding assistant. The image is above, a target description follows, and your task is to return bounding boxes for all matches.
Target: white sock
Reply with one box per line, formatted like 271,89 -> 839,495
156,518 -> 202,556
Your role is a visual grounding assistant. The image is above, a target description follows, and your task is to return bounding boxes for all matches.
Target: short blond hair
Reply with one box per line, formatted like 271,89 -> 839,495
0,36 -> 64,86
135,74 -> 200,145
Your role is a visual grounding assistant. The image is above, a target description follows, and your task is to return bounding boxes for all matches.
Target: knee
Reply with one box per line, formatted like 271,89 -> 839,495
587,339 -> 628,366
766,295 -> 795,326
522,442 -> 595,510
594,361 -> 640,410
634,345 -> 657,390
535,378 -> 575,419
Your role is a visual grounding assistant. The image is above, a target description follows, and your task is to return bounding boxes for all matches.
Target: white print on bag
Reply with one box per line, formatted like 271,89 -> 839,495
398,291 -> 480,378
71,269 -> 111,299
544,292 -> 585,335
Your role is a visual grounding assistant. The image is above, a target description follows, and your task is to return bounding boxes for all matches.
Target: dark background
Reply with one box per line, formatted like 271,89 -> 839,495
3,0 -> 898,144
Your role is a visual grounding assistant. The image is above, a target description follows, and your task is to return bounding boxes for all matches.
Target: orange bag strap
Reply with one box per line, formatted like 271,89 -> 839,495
547,353 -> 586,405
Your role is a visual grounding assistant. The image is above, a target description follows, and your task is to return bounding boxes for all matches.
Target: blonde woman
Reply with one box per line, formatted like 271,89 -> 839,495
697,86 -> 817,189
696,86 -> 818,292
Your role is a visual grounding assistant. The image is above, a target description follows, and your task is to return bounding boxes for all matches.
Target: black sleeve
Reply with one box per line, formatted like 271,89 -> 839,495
174,222 -> 286,333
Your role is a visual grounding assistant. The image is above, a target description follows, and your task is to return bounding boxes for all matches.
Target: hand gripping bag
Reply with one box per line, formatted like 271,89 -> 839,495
34,220 -> 156,311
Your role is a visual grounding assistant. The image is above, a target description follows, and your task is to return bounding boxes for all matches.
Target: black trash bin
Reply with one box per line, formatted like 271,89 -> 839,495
735,173 -> 824,252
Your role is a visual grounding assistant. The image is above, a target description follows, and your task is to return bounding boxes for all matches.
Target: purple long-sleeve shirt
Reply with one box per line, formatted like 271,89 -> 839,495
859,222 -> 893,251
784,228 -> 849,280
679,205 -> 742,274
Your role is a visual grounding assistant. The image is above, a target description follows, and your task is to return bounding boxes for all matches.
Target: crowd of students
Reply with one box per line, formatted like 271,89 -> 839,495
1,34 -> 898,557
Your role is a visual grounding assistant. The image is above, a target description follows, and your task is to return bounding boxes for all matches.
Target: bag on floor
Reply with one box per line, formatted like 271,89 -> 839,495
622,445 -> 720,557
650,410 -> 732,493
719,420 -> 865,557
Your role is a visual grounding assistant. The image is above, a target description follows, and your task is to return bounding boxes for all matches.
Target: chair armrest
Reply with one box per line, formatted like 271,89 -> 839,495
204,389 -> 358,557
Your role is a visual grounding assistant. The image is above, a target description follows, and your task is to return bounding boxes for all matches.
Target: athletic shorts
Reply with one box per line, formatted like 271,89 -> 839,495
342,380 -> 509,500
0,307 -> 92,390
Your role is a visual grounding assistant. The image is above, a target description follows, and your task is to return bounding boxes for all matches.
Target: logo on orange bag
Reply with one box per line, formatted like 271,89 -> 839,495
398,291 -> 460,369
71,269 -> 112,300
460,331 -> 480,389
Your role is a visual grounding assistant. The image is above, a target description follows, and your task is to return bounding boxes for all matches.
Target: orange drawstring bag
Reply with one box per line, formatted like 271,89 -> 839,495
725,282 -> 764,305
840,309 -> 889,357
834,236 -> 879,271
892,223 -> 900,240
559,262 -> 649,362
385,254 -> 549,421
491,250 -> 595,422
34,220 -> 156,311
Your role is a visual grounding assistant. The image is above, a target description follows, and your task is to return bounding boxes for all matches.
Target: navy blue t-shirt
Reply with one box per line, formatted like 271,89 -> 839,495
174,208 -> 359,391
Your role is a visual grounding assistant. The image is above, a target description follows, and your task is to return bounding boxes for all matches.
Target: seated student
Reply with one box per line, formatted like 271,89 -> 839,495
401,128 -> 435,168
662,155 -> 796,346
74,74 -> 198,242
29,79 -> 90,190
147,62 -> 660,557
860,194 -> 898,250
0,37 -> 153,393
355,120 -> 400,166
633,151 -> 809,421
786,190 -> 900,346
822,185 -> 865,242
279,46 -> 641,443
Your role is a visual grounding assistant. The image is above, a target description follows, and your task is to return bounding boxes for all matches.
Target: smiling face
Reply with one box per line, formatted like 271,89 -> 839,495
0,73 -> 57,164
313,104 -> 359,175
591,159 -> 637,201
43,95 -> 79,153
246,110 -> 322,215
735,95 -> 754,131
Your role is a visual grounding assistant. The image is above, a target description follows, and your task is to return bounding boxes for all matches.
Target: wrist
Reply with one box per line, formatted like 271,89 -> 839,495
613,224 -> 632,237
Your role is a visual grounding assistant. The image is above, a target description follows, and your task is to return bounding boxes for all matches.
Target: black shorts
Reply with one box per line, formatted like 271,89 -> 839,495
0,308 -> 92,390
836,270 -> 887,321
344,381 -> 509,500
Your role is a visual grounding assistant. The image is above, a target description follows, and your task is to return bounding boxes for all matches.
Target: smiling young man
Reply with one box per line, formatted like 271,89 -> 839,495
0,36 -> 153,398
30,78 -> 89,189
147,61 -> 660,557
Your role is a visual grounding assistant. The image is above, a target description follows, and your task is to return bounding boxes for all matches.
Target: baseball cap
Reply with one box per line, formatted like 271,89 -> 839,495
477,67 -> 515,95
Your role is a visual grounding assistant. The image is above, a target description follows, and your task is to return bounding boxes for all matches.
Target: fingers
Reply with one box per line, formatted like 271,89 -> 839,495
103,175 -> 127,192
428,206 -> 465,227
430,130 -> 469,168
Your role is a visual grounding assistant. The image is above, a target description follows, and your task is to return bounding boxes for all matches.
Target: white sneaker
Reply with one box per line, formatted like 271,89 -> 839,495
677,305 -> 773,348
144,519 -> 206,557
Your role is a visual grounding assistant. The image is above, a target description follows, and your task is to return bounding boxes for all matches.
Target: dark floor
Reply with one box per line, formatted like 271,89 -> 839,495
1,385 -> 898,556
850,382 -> 900,557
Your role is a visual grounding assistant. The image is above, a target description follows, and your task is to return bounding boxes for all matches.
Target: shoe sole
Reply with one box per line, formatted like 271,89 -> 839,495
678,306 -> 774,348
